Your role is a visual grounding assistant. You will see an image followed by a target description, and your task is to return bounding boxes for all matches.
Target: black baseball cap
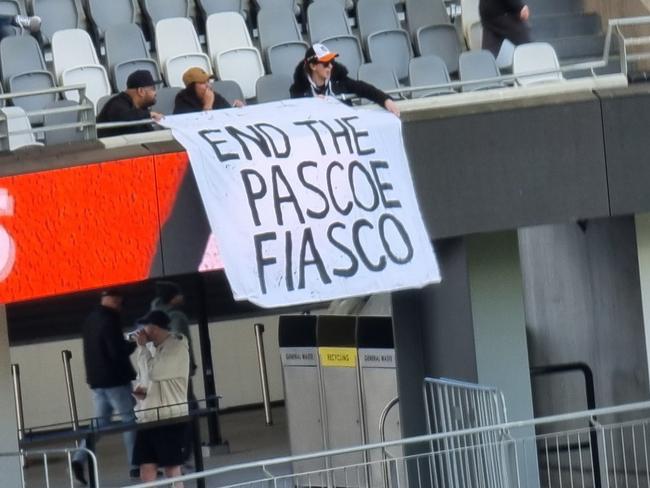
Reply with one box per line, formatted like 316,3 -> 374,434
136,310 -> 171,330
126,70 -> 162,89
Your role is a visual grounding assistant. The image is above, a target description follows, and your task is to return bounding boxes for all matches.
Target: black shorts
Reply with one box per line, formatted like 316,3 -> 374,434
132,423 -> 186,467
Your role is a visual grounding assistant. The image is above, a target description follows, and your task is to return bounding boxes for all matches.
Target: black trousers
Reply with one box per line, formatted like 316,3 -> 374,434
481,14 -> 531,57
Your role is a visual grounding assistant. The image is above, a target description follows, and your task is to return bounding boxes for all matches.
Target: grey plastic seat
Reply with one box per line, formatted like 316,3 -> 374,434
0,35 -> 47,87
105,23 -> 161,91
0,106 -> 43,150
512,42 -> 564,86
43,99 -> 85,145
0,0 -> 21,16
95,94 -> 112,115
357,0 -> 402,48
257,5 -> 303,57
323,36 -> 364,80
151,86 -> 180,115
0,36 -> 56,123
257,0 -> 300,16
268,41 -> 308,76
86,0 -> 136,41
459,50 -> 504,91
213,79 -> 244,104
367,30 -> 412,81
32,0 -> 81,46
255,73 -> 291,103
357,62 -> 401,99
405,0 -> 450,41
307,0 -> 351,43
408,55 -> 455,98
142,0 -> 190,41
416,24 -> 461,74
198,0 -> 248,20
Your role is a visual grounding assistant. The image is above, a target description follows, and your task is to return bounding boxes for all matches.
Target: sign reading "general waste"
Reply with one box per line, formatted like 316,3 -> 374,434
161,98 -> 440,308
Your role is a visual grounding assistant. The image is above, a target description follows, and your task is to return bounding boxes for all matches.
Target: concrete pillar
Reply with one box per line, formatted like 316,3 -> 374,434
467,231 -> 535,423
521,217 -> 648,414
0,304 -> 23,487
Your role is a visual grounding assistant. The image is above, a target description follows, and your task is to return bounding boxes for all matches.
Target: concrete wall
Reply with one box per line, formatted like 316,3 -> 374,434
519,218 -> 650,417
10,314 -> 287,429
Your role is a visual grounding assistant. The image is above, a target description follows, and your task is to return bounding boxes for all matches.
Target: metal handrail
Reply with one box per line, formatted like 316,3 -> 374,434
124,399 -> 650,488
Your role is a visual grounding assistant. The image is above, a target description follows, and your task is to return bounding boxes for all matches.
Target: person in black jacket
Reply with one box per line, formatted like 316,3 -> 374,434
96,70 -> 163,138
290,43 -> 400,117
173,67 -> 245,115
479,0 -> 531,56
71,289 -> 139,485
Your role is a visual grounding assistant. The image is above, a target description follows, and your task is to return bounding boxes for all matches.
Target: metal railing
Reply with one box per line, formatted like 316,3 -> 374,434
0,446 -> 99,488
0,84 -> 96,150
119,400 -> 650,488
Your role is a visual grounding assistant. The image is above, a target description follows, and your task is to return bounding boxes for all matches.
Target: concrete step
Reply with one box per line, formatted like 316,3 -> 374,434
526,0 -> 585,17
546,33 -> 609,60
562,56 -> 622,78
530,13 -> 602,39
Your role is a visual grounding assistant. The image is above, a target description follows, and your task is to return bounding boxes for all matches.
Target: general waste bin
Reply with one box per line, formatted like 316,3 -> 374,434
357,316 -> 402,488
278,315 -> 325,474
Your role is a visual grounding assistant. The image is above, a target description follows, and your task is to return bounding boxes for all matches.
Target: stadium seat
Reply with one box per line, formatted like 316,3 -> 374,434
255,73 -> 291,103
105,23 -> 161,91
142,0 -> 190,41
408,55 -> 455,97
0,35 -> 56,123
367,29 -> 412,81
257,0 -> 300,16
257,5 -> 303,58
307,0 -> 351,43
357,0 -> 402,49
155,17 -> 212,87
206,12 -> 255,66
95,94 -> 112,115
460,0 -> 480,49
151,86 -> 180,115
459,50 -> 504,91
0,0 -> 22,17
321,36 -> 363,80
215,47 -> 264,99
405,0 -> 450,42
0,106 -> 43,149
51,29 -> 111,108
197,0 -> 248,21
416,24 -> 462,74
32,0 -> 81,47
43,99 -> 85,145
85,0 -> 137,42
357,62 -> 401,99
513,42 -> 564,86
213,79 -> 244,105
267,41 -> 308,76
468,21 -> 482,50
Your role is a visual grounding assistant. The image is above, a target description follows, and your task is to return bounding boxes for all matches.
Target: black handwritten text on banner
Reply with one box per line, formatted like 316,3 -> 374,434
161,98 -> 440,308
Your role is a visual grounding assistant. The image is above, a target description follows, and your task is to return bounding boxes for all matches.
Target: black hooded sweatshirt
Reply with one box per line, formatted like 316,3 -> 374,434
173,85 -> 231,115
289,61 -> 391,108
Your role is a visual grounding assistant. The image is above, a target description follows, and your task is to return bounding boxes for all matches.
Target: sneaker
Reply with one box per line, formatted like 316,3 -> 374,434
14,15 -> 41,33
70,460 -> 87,486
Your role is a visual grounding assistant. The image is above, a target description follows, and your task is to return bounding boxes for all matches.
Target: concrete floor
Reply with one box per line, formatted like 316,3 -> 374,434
23,406 -> 291,488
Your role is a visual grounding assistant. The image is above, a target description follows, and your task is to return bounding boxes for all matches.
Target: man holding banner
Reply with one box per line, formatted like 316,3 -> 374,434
290,43 -> 400,117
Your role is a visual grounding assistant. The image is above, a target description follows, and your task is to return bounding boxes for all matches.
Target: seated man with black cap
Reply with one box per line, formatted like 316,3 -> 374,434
290,43 -> 400,117
173,67 -> 244,115
132,310 -> 189,485
96,69 -> 163,138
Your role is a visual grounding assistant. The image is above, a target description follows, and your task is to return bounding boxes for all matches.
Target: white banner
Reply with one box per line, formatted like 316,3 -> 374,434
161,97 -> 440,308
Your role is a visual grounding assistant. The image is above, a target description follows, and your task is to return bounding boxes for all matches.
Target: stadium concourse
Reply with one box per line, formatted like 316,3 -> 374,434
2,0 -> 650,488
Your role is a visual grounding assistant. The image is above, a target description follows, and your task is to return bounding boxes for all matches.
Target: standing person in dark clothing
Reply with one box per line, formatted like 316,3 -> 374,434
290,43 -> 400,117
96,70 -> 163,138
0,14 -> 41,40
479,0 -> 531,57
173,67 -> 245,115
71,289 -> 139,485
